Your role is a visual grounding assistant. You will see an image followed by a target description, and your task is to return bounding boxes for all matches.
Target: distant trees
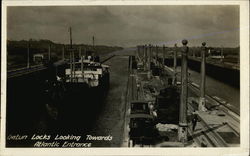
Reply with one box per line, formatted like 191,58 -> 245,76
7,39 -> 123,56
7,39 -> 124,68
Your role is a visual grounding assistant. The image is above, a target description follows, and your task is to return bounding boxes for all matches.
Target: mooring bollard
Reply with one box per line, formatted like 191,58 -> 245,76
178,39 -> 188,143
199,42 -> 207,111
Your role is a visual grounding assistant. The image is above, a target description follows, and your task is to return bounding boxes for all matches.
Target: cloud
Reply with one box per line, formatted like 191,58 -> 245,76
7,5 -> 239,47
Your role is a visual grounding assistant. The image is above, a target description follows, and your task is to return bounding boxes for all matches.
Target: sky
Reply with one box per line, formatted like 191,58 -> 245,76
7,5 -> 239,47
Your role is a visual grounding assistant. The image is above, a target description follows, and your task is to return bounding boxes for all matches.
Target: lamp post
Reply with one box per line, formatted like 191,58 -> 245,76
173,43 -> 178,85
199,42 -> 207,111
148,44 -> 152,71
162,45 -> 165,68
62,45 -> 65,60
178,39 -> 189,143
27,42 -> 30,68
48,44 -> 51,61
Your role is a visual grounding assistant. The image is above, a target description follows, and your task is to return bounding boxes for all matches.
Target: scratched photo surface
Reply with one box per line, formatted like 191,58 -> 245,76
6,5 -> 240,147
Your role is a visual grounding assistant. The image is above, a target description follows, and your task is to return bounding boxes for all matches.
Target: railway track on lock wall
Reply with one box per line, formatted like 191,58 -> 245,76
162,62 -> 239,118
7,54 -> 116,79
188,82 -> 240,119
7,64 -> 46,78
187,102 -> 239,147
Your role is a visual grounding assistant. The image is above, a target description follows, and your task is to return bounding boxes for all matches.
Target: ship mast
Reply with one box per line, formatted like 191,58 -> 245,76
69,27 -> 74,82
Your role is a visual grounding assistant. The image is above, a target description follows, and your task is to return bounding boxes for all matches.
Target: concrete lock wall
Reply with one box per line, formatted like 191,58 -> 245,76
163,58 -> 239,88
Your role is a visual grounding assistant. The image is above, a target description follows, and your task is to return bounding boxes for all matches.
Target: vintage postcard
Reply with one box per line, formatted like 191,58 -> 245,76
1,0 -> 249,156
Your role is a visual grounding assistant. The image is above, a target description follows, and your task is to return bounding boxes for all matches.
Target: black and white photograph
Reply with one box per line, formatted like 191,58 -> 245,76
1,0 -> 249,155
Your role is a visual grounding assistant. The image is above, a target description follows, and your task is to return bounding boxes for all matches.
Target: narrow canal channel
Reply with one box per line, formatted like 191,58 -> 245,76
86,55 -> 129,147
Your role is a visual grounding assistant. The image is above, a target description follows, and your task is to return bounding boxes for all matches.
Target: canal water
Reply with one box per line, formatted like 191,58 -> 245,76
87,55 -> 129,147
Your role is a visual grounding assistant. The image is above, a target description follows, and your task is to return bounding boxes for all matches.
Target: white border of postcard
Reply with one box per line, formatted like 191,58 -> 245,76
1,0 -> 249,156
